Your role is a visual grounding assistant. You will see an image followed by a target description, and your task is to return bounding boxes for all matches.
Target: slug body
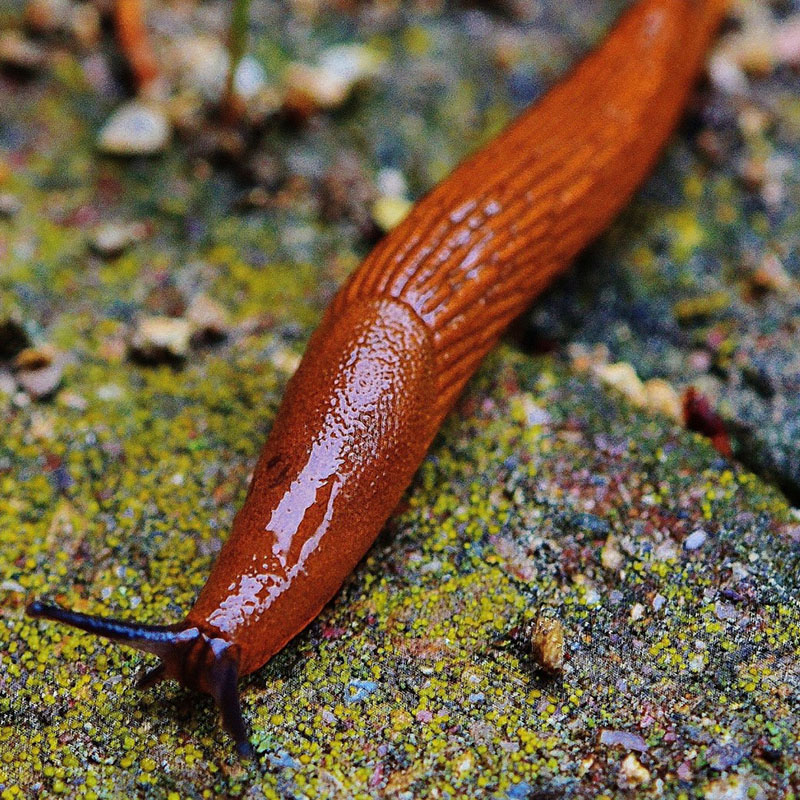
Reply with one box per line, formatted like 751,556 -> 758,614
28,0 -> 727,755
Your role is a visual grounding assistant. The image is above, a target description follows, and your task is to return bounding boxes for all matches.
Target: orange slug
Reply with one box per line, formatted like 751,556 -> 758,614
114,0 -> 160,93
27,0 -> 727,756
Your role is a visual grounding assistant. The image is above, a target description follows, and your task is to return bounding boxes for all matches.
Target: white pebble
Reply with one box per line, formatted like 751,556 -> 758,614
98,101 -> 170,156
235,56 -> 267,100
376,168 -> 408,198
707,51 -> 749,95
684,529 -> 707,551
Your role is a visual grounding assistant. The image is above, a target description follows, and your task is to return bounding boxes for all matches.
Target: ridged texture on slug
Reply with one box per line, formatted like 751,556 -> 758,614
334,0 -> 727,417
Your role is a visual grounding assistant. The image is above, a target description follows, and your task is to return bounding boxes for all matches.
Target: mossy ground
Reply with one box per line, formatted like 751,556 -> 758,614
1,1 -> 799,797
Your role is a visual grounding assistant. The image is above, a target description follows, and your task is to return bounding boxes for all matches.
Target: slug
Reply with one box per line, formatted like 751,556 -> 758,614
115,0 -> 160,94
27,0 -> 727,757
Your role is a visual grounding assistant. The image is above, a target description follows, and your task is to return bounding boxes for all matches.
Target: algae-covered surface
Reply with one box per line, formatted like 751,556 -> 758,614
1,0 -> 800,797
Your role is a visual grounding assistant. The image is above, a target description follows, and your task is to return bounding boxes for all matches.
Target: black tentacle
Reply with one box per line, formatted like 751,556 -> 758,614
26,600 -> 185,657
27,599 -> 253,758
211,655 -> 253,758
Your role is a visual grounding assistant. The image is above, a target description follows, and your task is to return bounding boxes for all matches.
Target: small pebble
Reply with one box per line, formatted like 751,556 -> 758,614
704,775 -> 764,800
594,362 -> 647,408
235,55 -> 267,100
90,221 -> 147,257
13,346 -> 62,400
644,378 -> 682,422
707,742 -> 747,771
129,316 -> 190,362
511,392 -> 551,427
714,601 -> 736,622
584,587 -> 601,606
16,361 -> 63,399
376,168 -> 408,199
284,63 -> 348,113
318,43 -> 382,90
186,294 -> 229,342
371,195 -> 413,232
600,535 -> 624,571
617,754 -> 650,789
684,529 -> 707,551
689,653 -> 705,672
707,51 -> 748,95
97,101 -> 170,156
0,30 -> 47,72
529,616 -> 564,675
284,44 -> 381,114
599,729 -> 648,753
271,347 -> 301,375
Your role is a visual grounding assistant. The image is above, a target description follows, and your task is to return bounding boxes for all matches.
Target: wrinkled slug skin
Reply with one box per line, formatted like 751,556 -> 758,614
192,0 -> 727,670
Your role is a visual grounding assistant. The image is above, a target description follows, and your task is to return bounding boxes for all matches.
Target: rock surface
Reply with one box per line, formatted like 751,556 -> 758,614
0,1 -> 798,798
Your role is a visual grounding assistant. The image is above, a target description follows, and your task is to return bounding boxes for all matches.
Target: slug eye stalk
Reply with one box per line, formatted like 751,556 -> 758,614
25,601 -> 253,758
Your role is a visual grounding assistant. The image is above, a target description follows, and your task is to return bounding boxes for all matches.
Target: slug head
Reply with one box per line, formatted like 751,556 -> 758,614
26,600 -> 253,758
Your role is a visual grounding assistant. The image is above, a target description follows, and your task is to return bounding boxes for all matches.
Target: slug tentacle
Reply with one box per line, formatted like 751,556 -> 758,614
26,601 -> 253,756
210,655 -> 253,759
25,601 -> 186,657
